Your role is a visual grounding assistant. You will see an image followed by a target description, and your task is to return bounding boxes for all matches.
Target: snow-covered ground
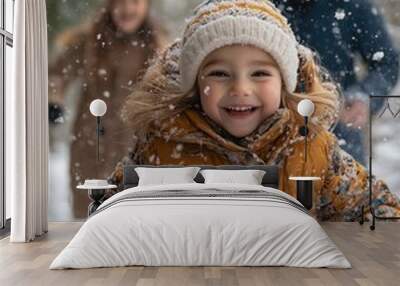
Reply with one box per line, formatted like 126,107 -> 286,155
48,142 -> 75,221
372,82 -> 400,199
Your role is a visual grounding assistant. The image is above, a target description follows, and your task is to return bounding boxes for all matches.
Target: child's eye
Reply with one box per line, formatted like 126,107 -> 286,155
208,70 -> 230,78
252,70 -> 271,77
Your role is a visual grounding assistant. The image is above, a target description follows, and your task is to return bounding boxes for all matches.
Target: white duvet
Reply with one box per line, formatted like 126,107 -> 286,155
50,183 -> 351,269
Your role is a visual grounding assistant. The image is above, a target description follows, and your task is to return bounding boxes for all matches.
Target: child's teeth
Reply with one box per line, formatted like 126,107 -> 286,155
228,106 -> 253,111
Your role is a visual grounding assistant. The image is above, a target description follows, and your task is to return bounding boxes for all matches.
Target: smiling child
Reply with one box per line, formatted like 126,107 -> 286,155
108,0 -> 400,221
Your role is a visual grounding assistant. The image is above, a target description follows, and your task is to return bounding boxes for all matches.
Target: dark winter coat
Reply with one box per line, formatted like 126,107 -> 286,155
49,19 -> 167,218
274,0 -> 399,106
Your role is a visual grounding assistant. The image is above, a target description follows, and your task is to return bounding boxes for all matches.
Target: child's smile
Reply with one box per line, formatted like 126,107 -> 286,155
221,104 -> 261,119
197,45 -> 283,138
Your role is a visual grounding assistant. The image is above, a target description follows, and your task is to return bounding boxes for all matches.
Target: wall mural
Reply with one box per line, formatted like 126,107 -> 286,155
47,0 -> 400,221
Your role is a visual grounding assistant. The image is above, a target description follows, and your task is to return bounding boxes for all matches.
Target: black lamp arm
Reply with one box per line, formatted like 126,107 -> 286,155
299,116 -> 309,163
95,116 -> 106,162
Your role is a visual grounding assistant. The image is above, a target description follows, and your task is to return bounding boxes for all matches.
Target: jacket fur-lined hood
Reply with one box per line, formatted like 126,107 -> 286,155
136,107 -> 311,167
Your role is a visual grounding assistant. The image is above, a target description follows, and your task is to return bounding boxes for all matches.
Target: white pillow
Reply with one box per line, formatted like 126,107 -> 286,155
135,167 -> 201,186
200,169 -> 266,185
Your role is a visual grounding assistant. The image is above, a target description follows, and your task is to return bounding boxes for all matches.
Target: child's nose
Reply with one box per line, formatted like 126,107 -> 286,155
229,78 -> 250,97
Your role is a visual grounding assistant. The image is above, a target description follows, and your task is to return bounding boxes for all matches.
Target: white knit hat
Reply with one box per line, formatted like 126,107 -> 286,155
179,0 -> 299,93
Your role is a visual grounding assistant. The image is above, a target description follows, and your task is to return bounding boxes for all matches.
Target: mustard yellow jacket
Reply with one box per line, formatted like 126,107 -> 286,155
109,108 -> 400,221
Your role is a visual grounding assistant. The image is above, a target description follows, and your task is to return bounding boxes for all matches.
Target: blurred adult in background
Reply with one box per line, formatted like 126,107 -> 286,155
49,0 -> 167,218
274,0 -> 399,164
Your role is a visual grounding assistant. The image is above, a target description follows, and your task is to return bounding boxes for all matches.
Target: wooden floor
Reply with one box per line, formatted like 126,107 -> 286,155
0,222 -> 399,286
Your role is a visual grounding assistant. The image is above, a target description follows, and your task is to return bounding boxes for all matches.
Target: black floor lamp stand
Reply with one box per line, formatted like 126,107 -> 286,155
359,95 -> 400,230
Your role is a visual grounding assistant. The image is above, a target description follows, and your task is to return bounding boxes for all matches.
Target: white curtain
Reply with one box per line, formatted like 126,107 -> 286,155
7,0 -> 49,242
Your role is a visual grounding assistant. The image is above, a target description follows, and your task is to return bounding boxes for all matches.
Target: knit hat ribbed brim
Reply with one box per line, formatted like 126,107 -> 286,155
179,0 -> 299,93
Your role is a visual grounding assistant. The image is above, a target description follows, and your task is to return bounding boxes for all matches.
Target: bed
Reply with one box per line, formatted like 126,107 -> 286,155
50,165 -> 351,269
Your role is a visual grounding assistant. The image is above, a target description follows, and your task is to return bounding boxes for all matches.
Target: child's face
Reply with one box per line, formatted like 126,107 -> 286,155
197,45 -> 283,138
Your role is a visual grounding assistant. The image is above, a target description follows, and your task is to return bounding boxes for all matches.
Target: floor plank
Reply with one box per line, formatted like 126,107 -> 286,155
0,222 -> 399,286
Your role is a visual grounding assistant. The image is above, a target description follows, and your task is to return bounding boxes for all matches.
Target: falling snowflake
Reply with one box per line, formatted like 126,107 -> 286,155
169,104 -> 176,110
338,139 -> 347,146
176,144 -> 184,151
148,154 -> 155,163
332,27 -> 341,35
286,6 -> 294,12
372,51 -> 384,62
103,91 -> 111,98
335,9 -> 346,20
98,69 -> 107,76
204,86 -> 211,96
96,33 -> 102,40
54,116 -> 65,124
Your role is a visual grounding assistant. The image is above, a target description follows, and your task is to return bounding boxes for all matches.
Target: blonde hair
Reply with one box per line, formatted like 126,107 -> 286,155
122,43 -> 342,139
284,45 -> 342,133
